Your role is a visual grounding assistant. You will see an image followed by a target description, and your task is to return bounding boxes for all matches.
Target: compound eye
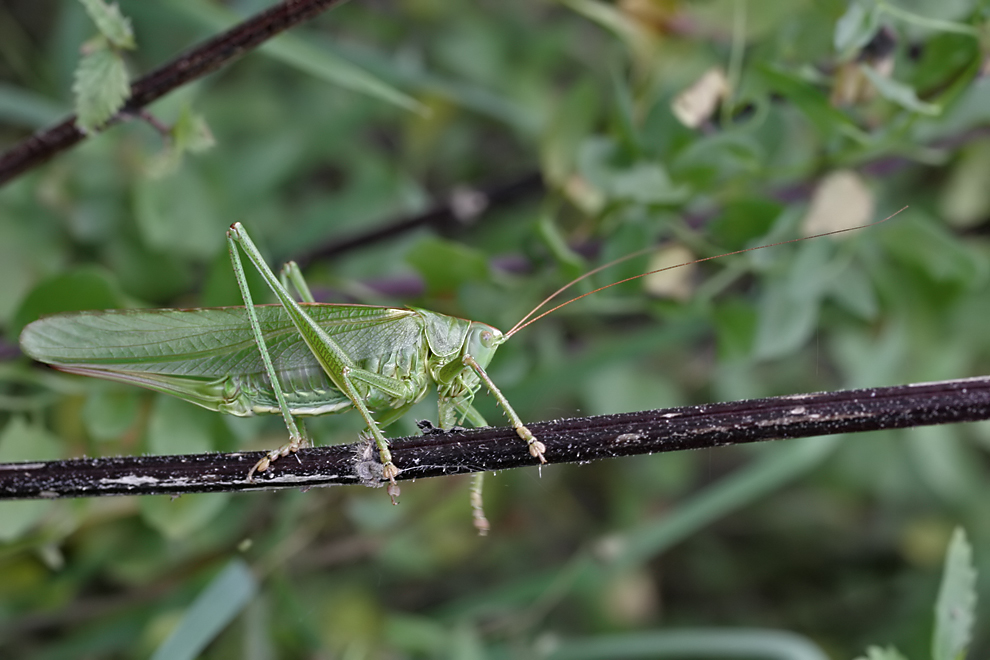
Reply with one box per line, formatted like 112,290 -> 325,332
480,330 -> 494,347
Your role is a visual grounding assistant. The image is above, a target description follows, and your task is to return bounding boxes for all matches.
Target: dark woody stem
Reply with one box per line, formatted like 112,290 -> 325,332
2,375 -> 989,499
0,0 -> 348,186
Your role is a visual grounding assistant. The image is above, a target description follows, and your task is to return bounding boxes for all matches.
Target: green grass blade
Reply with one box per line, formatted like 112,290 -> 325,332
167,0 -> 426,114
613,436 -> 841,569
533,629 -> 829,660
149,559 -> 258,660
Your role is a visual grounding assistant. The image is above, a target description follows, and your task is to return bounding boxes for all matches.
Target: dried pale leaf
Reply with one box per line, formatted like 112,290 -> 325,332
73,44 -> 130,134
672,67 -> 729,129
801,170 -> 874,236
79,0 -> 135,50
564,174 -> 606,216
831,61 -> 873,106
643,245 -> 695,301
619,0 -> 679,34
831,56 -> 895,107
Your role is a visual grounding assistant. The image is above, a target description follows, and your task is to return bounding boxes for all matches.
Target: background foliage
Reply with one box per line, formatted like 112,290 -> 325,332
1,0 -> 988,657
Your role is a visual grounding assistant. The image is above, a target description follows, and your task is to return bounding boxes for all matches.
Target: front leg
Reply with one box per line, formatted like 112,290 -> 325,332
461,354 -> 546,463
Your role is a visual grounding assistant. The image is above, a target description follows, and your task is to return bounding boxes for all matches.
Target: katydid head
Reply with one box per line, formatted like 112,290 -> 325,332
465,322 -> 505,370
504,208 -> 906,339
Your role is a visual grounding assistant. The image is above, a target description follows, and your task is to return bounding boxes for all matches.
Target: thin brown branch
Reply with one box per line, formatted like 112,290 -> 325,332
292,172 -> 544,267
0,0 -> 348,187
2,375 -> 989,499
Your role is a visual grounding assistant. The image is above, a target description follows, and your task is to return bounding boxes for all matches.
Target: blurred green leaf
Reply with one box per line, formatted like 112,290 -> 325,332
73,42 -> 130,133
713,299 -> 757,360
582,364 -> 680,416
939,136 -> 990,228
862,66 -> 941,116
753,278 -> 819,360
79,0 -> 135,50
133,167 -> 224,259
140,493 -> 231,541
82,387 -> 141,442
537,629 -> 829,660
146,395 -> 216,456
0,418 -> 60,542
906,426 -> 981,505
540,81 -> 601,188
757,65 -> 869,143
932,528 -> 976,660
827,264 -> 879,320
11,266 -> 125,337
171,104 -> 214,154
405,237 -> 489,296
560,0 -> 656,65
578,137 -> 691,205
834,0 -> 882,58
146,105 -> 216,178
149,559 -> 257,660
853,646 -> 909,660
0,83 -> 67,128
881,213 -> 987,289
612,437 -> 841,569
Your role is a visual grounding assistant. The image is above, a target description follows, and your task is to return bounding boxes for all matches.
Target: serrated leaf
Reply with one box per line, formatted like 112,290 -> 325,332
834,0 -> 881,58
172,105 -> 215,154
79,0 -> 135,50
932,527 -> 976,660
73,44 -> 131,134
146,106 -> 216,178
862,66 -> 941,116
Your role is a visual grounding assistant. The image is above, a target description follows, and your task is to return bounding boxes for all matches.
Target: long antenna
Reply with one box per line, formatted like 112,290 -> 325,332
505,207 -> 907,339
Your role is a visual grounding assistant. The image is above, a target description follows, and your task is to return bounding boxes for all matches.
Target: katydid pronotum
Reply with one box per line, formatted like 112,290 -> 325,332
19,213 -> 901,532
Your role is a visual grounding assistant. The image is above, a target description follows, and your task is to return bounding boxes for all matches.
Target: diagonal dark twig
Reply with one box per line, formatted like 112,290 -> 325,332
0,0 -> 348,187
292,172 -> 544,267
2,375 -> 989,499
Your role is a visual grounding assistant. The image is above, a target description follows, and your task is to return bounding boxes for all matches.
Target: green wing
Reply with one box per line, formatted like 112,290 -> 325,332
20,304 -> 426,416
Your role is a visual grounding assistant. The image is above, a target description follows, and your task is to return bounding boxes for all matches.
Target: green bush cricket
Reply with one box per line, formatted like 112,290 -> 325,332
19,213 -> 901,531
